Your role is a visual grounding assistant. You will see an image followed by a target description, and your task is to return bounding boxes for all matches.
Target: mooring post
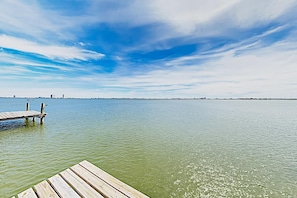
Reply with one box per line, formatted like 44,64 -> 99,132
40,103 -> 45,124
26,102 -> 30,122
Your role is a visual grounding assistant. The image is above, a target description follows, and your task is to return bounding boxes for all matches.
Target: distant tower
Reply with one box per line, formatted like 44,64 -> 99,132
50,94 -> 53,98
62,94 -> 65,98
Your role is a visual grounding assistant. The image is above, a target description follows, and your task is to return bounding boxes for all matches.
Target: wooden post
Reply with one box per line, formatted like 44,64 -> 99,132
26,102 -> 29,122
40,103 -> 45,124
40,103 -> 45,114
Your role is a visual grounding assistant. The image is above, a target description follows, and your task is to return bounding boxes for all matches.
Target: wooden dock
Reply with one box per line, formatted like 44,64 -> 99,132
14,160 -> 149,198
0,103 -> 46,124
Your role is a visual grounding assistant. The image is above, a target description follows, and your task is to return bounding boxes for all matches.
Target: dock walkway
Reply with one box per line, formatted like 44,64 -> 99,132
0,111 -> 45,121
14,160 -> 149,198
0,103 -> 46,124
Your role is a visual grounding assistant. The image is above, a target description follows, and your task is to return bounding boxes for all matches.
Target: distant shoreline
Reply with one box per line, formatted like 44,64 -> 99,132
1,97 -> 297,100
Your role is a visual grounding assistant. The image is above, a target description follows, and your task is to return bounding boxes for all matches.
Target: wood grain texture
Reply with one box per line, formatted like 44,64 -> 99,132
48,175 -> 80,198
60,169 -> 104,198
18,188 -> 37,198
34,180 -> 59,198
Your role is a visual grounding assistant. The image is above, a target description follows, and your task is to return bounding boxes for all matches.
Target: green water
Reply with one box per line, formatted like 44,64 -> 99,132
0,98 -> 297,197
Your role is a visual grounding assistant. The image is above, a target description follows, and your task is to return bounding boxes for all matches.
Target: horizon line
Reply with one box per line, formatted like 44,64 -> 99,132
1,97 -> 297,100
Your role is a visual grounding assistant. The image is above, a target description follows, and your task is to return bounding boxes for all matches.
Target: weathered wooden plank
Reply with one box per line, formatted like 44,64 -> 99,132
71,164 -> 127,198
48,174 -> 80,198
34,180 -> 60,198
17,188 -> 38,198
60,168 -> 104,198
80,160 -> 149,198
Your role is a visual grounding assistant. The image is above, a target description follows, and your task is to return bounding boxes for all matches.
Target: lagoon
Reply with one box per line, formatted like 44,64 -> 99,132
0,98 -> 296,197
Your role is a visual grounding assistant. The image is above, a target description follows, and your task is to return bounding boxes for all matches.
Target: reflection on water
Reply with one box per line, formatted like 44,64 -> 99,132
0,120 -> 41,132
0,120 -> 25,131
0,98 -> 297,197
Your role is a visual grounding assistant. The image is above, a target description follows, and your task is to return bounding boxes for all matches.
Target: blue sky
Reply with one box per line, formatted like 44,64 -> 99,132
1,0 -> 297,98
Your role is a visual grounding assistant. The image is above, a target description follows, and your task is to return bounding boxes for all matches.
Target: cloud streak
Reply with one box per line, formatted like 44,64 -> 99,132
79,38 -> 297,98
0,35 -> 104,60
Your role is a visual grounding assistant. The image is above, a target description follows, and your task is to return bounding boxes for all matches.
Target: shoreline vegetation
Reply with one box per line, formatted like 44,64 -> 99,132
0,97 -> 297,100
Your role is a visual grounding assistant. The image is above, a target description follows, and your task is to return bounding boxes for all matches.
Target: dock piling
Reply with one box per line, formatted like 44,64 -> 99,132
40,103 -> 45,124
26,102 -> 30,122
26,102 -> 30,111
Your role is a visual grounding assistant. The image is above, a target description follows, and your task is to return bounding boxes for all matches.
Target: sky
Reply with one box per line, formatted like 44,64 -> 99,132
1,0 -> 297,98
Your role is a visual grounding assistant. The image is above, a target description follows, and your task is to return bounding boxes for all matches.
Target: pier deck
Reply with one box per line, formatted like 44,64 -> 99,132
0,103 -> 46,124
14,160 -> 149,198
0,111 -> 46,121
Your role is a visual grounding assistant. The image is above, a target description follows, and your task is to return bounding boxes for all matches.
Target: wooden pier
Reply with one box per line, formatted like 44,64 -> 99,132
0,103 -> 46,124
14,160 -> 149,198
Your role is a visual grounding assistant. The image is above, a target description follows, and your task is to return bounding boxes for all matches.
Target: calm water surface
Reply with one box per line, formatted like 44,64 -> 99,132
0,98 -> 296,197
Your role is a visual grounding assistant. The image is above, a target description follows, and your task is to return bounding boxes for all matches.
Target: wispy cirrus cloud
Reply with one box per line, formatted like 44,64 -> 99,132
74,35 -> 297,98
0,35 -> 104,60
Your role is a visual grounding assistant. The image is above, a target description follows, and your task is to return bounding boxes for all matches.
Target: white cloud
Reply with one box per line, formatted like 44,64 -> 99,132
146,0 -> 239,34
0,0 -> 89,41
90,0 -> 296,36
86,40 -> 297,98
79,0 -> 297,53
1,0 -> 296,41
230,0 -> 297,28
144,0 -> 297,39
0,66 -> 29,76
0,35 -> 104,60
0,1 -> 57,39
